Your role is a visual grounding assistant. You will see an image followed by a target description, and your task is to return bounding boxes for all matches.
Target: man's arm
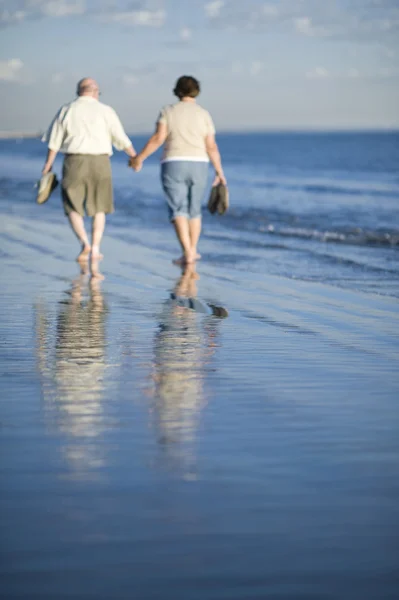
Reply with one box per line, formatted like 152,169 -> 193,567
42,149 -> 58,175
129,122 -> 167,171
41,108 -> 65,174
109,108 -> 136,157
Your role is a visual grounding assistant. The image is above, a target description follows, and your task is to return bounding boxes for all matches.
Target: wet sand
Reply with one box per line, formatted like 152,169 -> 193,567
1,212 -> 399,600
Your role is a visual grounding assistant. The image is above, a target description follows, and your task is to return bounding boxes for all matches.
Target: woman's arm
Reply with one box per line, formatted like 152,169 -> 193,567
130,122 -> 168,171
205,134 -> 227,185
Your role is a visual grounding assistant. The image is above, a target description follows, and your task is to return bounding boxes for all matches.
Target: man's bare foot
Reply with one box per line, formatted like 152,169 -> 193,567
76,245 -> 91,263
79,262 -> 89,276
89,279 -> 104,306
90,257 -> 105,280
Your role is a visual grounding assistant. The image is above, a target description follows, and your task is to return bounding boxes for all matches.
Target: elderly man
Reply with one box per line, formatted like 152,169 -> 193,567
42,77 -> 136,278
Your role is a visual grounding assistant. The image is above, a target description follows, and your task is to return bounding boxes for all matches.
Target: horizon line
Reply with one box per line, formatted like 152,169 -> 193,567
0,127 -> 398,140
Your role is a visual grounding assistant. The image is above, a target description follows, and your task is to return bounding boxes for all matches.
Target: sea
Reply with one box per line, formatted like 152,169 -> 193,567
1,130 -> 399,297
1,132 -> 399,600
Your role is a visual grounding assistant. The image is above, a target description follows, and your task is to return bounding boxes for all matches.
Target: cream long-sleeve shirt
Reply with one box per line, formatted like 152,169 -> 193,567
42,96 -> 132,156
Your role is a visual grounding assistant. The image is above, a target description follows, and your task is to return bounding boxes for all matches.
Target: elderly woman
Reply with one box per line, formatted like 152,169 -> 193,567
130,75 -> 226,265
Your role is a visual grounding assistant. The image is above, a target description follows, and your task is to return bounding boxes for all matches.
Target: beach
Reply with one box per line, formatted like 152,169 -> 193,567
1,134 -> 399,599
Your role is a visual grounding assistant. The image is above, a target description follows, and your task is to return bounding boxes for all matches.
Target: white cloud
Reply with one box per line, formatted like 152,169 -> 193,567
180,26 -> 192,41
379,66 -> 399,77
306,67 -> 329,79
231,60 -> 264,77
250,61 -> 263,76
204,0 -> 399,41
295,17 -> 313,36
0,0 -> 85,25
205,0 -> 280,29
0,1 -> 166,28
382,47 -> 395,59
122,73 -> 139,86
97,9 -> 166,27
0,9 -> 27,26
294,15 -> 344,38
262,4 -> 278,17
0,0 -> 86,21
0,58 -> 24,81
205,0 -> 225,19
51,72 -> 64,83
40,1 -> 85,18
231,60 -> 243,74
347,68 -> 360,78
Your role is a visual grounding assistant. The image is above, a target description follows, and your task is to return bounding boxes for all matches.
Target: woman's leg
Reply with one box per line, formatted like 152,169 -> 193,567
188,163 -> 208,259
161,162 -> 193,263
173,216 -> 195,263
189,218 -> 201,259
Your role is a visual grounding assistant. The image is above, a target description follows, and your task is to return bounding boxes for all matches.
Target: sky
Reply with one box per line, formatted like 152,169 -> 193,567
0,0 -> 399,133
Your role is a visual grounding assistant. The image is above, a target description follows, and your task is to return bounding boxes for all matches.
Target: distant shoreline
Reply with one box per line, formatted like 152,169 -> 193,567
0,132 -> 42,140
0,128 -> 398,141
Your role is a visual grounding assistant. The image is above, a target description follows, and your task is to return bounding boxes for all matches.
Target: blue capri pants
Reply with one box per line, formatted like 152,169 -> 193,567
161,160 -> 209,222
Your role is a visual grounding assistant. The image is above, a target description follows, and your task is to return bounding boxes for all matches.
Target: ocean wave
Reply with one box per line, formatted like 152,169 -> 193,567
259,224 -> 399,248
246,179 -> 399,199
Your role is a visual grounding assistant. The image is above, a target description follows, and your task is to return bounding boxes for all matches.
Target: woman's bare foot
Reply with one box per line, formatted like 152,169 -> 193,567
76,245 -> 91,263
91,270 -> 105,281
173,255 -> 186,266
191,247 -> 201,260
173,248 -> 197,265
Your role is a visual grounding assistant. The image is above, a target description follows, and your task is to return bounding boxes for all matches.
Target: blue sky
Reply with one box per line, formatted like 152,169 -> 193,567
1,0 -> 398,133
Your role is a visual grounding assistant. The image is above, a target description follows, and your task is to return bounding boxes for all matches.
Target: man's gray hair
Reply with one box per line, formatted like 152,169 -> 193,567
77,78 -> 96,96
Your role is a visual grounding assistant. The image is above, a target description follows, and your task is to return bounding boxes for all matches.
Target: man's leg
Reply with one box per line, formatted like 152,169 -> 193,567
91,212 -> 105,256
173,216 -> 195,264
90,212 -> 106,279
188,217 -> 202,260
67,210 -> 91,262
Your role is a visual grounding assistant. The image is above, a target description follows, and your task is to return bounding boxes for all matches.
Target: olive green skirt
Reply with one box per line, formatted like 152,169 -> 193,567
62,154 -> 114,217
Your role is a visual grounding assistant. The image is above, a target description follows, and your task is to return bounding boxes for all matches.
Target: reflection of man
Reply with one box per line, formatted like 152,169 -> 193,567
42,78 -> 137,278
55,275 -> 107,431
35,274 -> 109,475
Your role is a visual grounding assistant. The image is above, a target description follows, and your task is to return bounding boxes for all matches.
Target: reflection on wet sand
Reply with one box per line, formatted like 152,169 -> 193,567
152,264 -> 228,477
35,270 -> 108,478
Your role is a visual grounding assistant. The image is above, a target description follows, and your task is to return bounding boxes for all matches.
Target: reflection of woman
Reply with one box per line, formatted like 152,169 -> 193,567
151,265 -> 227,475
130,76 -> 227,265
152,266 -> 205,473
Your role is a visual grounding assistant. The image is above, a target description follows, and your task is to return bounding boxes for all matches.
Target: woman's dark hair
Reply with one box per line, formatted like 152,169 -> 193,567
173,75 -> 200,99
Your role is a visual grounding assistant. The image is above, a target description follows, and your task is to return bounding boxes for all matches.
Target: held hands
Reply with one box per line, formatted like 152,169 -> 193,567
129,155 -> 143,172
